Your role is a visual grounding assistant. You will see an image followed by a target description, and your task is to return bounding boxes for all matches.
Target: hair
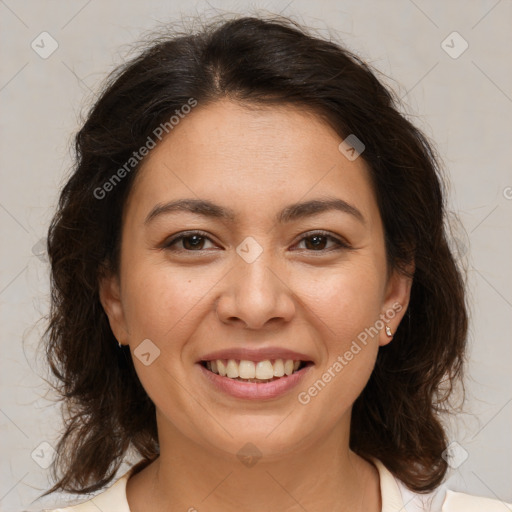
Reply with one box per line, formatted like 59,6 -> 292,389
40,14 -> 468,498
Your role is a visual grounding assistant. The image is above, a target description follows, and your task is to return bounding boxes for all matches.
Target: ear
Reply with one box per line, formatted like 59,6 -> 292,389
98,272 -> 129,346
379,262 -> 414,347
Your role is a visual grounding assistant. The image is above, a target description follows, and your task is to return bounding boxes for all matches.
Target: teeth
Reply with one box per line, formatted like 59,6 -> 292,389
255,360 -> 274,379
239,360 -> 256,379
273,358 -> 285,377
217,359 -> 227,377
226,359 -> 239,378
205,358 -> 305,380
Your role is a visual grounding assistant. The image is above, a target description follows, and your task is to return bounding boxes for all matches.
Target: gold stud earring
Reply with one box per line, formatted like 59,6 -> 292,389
385,325 -> 393,337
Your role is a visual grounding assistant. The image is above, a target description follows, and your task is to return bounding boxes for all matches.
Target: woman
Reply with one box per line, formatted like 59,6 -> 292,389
39,15 -> 510,512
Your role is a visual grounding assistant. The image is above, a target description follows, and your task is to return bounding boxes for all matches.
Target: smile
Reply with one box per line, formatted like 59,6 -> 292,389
197,358 -> 314,400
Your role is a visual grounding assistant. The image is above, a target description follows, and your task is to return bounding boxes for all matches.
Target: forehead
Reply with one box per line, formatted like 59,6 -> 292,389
126,99 -> 380,227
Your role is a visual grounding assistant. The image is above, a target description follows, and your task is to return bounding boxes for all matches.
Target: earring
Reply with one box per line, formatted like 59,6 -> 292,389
385,325 -> 393,337
118,341 -> 123,348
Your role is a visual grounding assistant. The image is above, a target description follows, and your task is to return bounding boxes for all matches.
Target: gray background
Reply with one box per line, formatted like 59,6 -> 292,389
1,1 -> 511,510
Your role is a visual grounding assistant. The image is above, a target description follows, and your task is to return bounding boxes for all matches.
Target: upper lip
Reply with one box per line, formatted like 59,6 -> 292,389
197,347 -> 314,363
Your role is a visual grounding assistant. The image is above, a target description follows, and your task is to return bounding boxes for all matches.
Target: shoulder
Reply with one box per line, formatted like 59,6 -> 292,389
372,458 -> 512,512
441,489 -> 512,511
42,468 -> 133,512
396,479 -> 512,511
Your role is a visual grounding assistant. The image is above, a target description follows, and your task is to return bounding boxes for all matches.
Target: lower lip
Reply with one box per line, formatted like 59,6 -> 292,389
197,362 -> 313,400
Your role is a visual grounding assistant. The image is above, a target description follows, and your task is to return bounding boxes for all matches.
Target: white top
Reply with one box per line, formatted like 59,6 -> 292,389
43,459 -> 512,512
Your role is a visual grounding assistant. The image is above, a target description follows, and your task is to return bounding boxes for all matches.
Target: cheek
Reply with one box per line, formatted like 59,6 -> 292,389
295,262 -> 384,341
291,263 -> 384,402
118,260 -> 214,408
120,256 -> 219,344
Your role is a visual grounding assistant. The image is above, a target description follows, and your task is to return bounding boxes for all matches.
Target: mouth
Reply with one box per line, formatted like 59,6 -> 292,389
199,358 -> 314,383
197,357 -> 315,400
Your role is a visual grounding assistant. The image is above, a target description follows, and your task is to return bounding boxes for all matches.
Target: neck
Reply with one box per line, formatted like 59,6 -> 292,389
126,412 -> 381,512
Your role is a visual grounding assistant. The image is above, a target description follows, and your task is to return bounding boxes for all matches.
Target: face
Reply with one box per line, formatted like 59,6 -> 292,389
100,99 -> 412,461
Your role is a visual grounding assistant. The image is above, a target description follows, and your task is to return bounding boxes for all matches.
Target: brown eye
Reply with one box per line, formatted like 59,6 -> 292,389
181,234 -> 206,250
304,234 -> 329,250
163,231 -> 216,251
296,231 -> 349,252
161,230 -> 350,254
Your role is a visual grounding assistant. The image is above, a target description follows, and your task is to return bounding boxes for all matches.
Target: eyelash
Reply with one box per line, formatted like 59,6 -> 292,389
161,230 -> 351,254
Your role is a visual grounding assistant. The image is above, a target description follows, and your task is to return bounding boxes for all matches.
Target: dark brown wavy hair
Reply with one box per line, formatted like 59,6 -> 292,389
40,14 -> 468,498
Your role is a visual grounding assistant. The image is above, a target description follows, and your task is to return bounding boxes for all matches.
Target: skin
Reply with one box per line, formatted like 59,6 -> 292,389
100,99 -> 413,512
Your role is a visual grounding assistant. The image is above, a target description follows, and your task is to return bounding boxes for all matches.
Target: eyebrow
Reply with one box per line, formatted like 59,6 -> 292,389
144,197 -> 366,226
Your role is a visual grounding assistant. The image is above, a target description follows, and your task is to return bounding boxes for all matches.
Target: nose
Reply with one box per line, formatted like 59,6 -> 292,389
215,253 -> 296,330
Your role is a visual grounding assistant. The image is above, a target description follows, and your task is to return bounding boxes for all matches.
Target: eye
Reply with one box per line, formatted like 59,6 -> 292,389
294,231 -> 350,252
161,230 -> 351,253
162,231 -> 217,251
